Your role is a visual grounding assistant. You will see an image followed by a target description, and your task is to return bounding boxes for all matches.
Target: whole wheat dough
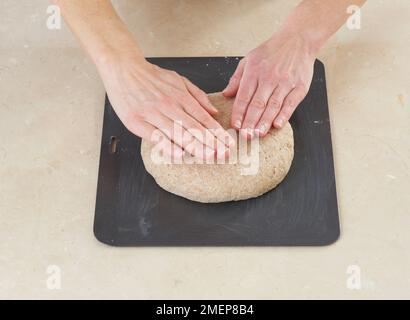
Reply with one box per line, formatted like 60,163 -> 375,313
141,92 -> 294,203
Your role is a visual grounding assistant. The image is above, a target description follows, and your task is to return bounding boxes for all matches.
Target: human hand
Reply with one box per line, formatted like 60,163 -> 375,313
98,52 -> 234,161
223,34 -> 316,138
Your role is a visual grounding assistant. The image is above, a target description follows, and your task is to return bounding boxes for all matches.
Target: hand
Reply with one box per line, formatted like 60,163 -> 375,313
98,52 -> 233,161
223,34 -> 316,137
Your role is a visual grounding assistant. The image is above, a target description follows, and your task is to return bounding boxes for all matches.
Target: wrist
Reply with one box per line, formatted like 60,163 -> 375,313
94,42 -> 153,85
91,31 -> 144,67
72,15 -> 145,71
94,43 -> 146,70
273,26 -> 323,57
298,30 -> 324,56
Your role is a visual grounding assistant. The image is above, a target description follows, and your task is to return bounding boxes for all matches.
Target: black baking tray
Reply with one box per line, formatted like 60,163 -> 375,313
94,57 -> 340,246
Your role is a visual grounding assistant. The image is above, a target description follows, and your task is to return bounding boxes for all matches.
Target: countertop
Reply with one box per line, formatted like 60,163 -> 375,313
0,0 -> 409,299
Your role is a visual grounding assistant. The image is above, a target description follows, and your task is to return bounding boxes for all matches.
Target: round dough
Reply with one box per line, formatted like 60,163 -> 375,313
141,92 -> 294,203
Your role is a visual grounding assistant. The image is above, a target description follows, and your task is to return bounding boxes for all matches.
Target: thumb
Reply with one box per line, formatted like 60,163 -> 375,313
223,59 -> 245,97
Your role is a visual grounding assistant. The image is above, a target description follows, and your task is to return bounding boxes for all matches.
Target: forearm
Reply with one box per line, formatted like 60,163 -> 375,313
52,0 -> 144,67
276,0 -> 366,54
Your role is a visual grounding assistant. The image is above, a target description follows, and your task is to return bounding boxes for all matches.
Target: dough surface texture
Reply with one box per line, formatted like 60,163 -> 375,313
141,92 -> 294,203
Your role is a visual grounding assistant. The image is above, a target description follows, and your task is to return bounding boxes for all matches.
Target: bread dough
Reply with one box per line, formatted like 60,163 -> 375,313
141,92 -> 294,203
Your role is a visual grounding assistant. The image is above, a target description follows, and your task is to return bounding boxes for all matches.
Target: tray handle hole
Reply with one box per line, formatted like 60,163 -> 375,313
108,136 -> 119,154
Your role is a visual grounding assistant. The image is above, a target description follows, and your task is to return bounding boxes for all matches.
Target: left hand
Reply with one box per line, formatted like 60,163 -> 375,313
223,34 -> 316,138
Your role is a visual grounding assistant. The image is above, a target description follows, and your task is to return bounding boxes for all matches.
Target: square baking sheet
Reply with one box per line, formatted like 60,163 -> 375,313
94,57 -> 340,246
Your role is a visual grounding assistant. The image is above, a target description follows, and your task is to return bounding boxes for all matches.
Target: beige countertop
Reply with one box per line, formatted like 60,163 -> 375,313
0,0 -> 409,299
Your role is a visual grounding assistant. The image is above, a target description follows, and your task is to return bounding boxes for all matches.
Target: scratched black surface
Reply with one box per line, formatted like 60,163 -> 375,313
94,57 -> 340,246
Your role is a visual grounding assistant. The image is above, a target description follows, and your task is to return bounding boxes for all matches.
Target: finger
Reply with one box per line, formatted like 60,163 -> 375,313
255,84 -> 291,136
158,99 -> 220,153
181,94 -> 235,152
230,71 -> 258,130
273,86 -> 306,129
125,118 -> 184,161
145,110 -> 215,160
223,59 -> 245,97
241,82 -> 276,138
182,77 -> 218,115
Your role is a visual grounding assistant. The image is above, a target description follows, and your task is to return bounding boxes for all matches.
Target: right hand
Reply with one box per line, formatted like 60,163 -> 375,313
97,51 -> 234,161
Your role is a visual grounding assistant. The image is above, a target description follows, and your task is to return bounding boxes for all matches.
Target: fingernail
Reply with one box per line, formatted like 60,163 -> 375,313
275,118 -> 284,128
217,145 -> 228,160
204,147 -> 215,159
240,128 -> 253,140
174,148 -> 184,159
228,135 -> 236,148
259,124 -> 267,134
234,120 -> 242,129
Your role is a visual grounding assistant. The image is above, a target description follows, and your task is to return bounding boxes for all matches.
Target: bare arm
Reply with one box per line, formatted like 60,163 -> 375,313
53,0 -> 233,160
224,0 -> 366,136
281,0 -> 366,52
53,0 -> 146,68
